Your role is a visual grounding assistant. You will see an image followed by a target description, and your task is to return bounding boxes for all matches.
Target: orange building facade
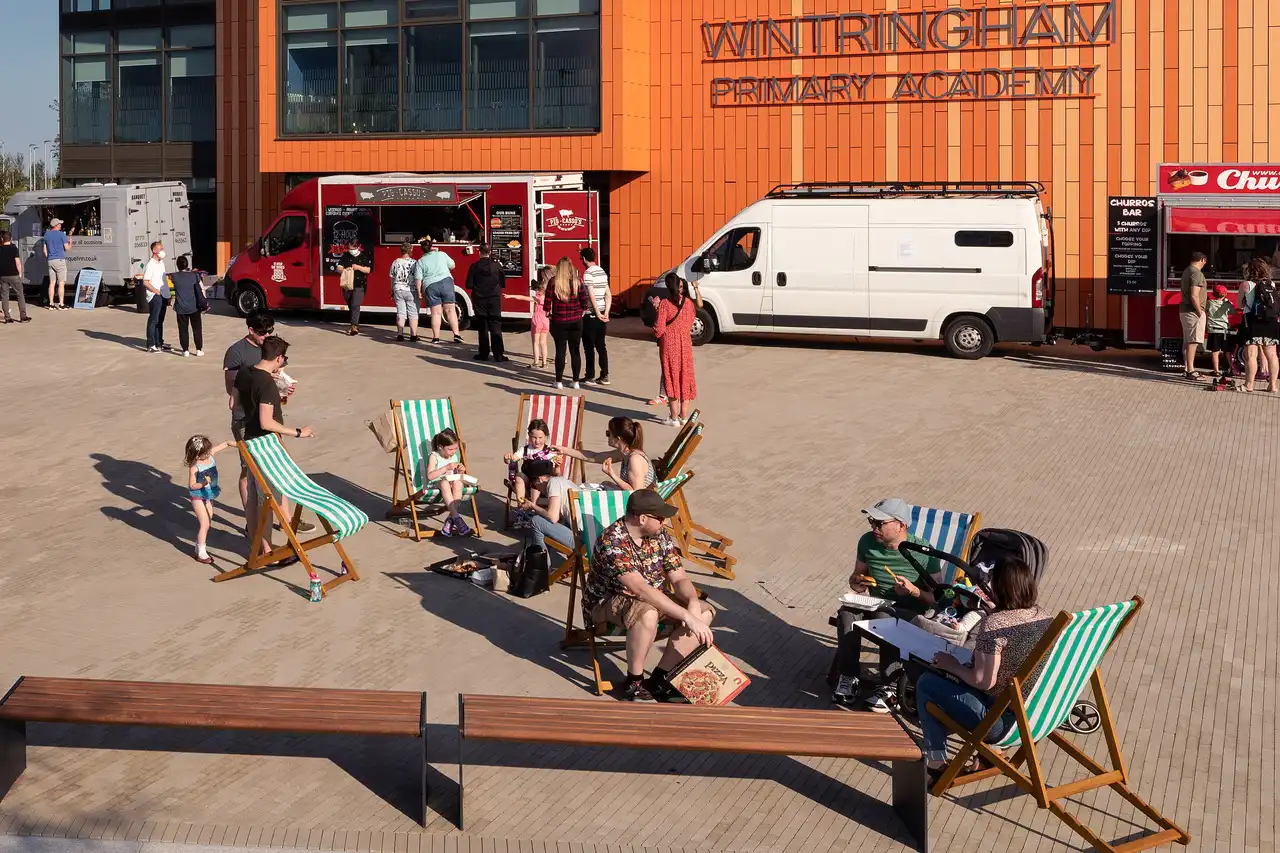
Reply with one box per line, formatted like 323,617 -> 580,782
216,0 -> 1278,335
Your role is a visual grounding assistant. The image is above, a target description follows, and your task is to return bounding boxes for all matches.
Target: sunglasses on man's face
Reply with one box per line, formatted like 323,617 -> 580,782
869,518 -> 899,530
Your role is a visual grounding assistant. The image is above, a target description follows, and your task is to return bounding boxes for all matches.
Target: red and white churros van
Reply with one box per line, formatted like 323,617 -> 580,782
224,173 -> 601,322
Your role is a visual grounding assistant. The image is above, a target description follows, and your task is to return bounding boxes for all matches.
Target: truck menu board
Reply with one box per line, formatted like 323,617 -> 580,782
323,206 -> 376,275
1106,197 -> 1159,295
488,205 -> 524,279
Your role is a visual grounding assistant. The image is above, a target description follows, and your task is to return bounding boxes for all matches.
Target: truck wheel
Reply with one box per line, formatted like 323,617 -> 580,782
453,300 -> 471,331
691,306 -> 717,346
943,316 -> 995,360
233,282 -> 265,318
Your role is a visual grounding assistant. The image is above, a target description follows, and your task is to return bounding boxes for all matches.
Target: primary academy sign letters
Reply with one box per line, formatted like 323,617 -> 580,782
704,1 -> 1114,107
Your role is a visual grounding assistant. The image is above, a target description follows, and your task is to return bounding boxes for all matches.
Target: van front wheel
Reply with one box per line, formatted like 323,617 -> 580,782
233,282 -> 265,318
943,316 -> 995,359
691,306 -> 716,346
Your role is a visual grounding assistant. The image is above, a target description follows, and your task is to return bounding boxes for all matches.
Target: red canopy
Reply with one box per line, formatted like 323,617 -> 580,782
1168,207 -> 1280,235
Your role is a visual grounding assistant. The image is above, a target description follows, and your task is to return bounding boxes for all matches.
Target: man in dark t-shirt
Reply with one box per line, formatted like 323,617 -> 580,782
0,229 -> 29,323
235,336 -> 315,559
224,312 -> 275,512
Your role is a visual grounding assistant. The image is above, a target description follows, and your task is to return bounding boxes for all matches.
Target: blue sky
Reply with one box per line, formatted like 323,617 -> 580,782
0,0 -> 60,167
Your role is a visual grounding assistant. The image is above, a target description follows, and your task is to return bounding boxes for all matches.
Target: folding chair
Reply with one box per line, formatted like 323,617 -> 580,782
559,476 -> 696,695
387,399 -> 482,541
657,422 -> 736,580
213,435 -> 366,598
926,596 -> 1191,853
504,393 -> 586,528
908,504 -> 982,583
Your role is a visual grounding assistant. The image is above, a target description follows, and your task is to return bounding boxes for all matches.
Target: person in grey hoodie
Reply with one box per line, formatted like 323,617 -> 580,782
467,243 -> 508,362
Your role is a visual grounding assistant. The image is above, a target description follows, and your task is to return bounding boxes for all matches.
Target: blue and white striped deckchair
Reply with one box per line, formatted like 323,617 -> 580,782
388,398 -> 482,541
560,480 -> 696,695
926,596 -> 1190,852
213,435 -> 366,598
908,504 -> 981,583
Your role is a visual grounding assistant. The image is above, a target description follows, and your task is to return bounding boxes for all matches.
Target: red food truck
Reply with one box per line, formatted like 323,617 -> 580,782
224,173 -> 601,322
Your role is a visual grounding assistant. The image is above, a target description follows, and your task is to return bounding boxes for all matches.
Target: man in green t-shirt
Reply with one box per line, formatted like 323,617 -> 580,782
833,498 -> 943,712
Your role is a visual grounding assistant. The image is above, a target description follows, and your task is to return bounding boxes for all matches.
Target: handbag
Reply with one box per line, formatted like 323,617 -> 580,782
339,266 -> 355,291
510,545 -> 549,598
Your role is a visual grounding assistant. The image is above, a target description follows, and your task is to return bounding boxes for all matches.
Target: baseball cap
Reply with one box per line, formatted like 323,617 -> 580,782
627,489 -> 679,520
50,218 -> 63,227
1213,284 -> 1229,298
862,498 -> 913,525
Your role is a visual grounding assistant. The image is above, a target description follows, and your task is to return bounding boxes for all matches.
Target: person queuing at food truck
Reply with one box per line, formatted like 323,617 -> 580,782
0,230 -> 30,323
41,217 -> 72,310
138,241 -> 173,353
579,489 -> 715,702
1239,257 -> 1280,394
1179,252 -> 1208,381
547,258 -> 592,389
339,240 -> 371,337
1204,284 -> 1236,382
171,255 -> 208,357
467,243 -> 508,362
415,237 -> 463,345
390,240 -> 421,343
580,247 -> 611,386
831,498 -> 942,713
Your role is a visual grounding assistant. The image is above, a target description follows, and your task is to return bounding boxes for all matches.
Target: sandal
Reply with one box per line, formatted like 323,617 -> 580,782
1183,371 -> 1203,381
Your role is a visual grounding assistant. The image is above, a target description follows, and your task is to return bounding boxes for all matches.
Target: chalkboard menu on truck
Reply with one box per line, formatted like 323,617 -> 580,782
1106,197 -> 1159,295
489,205 -> 524,278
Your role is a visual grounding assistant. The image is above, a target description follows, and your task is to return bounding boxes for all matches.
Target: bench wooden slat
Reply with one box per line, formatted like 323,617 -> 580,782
461,695 -> 921,761
0,677 -> 424,738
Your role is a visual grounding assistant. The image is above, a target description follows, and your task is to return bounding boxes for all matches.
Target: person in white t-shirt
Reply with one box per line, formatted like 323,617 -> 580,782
580,247 -> 611,385
389,240 -> 421,342
138,241 -> 172,353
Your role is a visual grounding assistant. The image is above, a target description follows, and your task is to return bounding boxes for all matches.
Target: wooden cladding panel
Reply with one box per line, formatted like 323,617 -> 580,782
216,0 -> 1271,329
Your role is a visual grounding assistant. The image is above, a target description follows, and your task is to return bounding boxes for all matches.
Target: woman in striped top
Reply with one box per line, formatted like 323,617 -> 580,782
547,258 -> 593,389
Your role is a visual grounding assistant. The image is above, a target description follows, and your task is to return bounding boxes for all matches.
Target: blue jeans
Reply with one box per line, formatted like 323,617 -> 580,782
527,513 -> 573,553
915,672 -> 1015,764
146,296 -> 169,348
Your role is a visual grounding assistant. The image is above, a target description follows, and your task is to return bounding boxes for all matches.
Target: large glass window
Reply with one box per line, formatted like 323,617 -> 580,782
278,0 -> 600,135
116,53 -> 162,143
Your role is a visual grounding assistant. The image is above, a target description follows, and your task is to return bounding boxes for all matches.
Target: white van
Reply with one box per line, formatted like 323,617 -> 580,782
674,182 -> 1052,358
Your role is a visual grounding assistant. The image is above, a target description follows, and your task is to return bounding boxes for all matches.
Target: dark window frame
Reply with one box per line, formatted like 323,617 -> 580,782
277,0 -> 601,139
955,230 -> 1016,248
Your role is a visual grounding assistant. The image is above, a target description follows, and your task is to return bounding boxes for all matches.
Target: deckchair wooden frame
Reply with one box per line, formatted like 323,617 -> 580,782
503,393 -> 586,528
926,595 -> 1191,853
213,442 -> 361,597
559,485 -> 695,695
655,422 -> 736,581
387,398 -> 483,541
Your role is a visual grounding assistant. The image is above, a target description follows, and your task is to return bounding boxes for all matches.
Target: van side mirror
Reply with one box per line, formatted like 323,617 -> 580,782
696,255 -> 714,274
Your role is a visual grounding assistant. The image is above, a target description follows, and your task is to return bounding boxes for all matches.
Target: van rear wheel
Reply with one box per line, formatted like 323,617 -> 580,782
943,316 -> 995,359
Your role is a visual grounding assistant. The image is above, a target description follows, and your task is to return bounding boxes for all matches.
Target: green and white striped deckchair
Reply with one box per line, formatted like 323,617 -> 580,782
388,398 -> 482,541
908,504 -> 981,583
213,435 -> 366,598
926,596 -> 1191,853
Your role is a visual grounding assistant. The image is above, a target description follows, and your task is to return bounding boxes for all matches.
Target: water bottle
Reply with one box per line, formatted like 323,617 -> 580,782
308,574 -> 323,602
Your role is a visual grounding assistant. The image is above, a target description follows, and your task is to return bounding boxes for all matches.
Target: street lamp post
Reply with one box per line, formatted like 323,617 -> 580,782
27,144 -> 38,190
43,140 -> 53,189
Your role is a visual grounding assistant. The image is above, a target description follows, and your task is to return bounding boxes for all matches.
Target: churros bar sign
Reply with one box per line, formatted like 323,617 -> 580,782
704,1 -> 1113,107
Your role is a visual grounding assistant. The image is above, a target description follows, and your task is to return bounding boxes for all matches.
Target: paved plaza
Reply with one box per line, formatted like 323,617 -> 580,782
0,304 -> 1275,853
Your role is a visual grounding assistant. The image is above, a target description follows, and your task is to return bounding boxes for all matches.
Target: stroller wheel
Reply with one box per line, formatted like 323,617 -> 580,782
895,669 -> 919,723
1061,700 -> 1102,734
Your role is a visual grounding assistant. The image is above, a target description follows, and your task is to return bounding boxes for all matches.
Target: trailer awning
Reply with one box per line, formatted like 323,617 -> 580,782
1168,206 -> 1280,235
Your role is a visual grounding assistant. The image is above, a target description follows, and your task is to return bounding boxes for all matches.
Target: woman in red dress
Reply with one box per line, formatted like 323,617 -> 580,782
653,272 -> 699,427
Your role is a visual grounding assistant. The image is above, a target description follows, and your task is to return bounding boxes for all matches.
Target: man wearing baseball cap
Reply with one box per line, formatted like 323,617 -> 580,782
831,497 -> 942,713
580,489 -> 714,702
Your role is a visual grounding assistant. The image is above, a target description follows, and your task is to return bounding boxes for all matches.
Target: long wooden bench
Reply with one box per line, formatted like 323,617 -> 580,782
458,694 -> 929,852
0,676 -> 428,825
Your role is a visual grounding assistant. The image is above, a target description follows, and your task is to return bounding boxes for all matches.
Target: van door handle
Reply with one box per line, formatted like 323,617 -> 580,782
752,271 -> 762,286
291,261 -> 304,266
777,272 -> 787,287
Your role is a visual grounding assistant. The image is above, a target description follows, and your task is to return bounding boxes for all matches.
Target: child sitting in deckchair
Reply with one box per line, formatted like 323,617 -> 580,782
427,428 -> 473,537
504,418 -> 558,528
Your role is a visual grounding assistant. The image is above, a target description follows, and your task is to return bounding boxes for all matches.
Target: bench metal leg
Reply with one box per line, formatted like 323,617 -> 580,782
892,758 -> 929,853
0,720 -> 25,804
457,738 -> 465,831
418,692 -> 429,828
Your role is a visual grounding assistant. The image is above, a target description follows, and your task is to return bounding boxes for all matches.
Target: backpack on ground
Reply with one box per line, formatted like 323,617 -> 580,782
1253,279 -> 1279,322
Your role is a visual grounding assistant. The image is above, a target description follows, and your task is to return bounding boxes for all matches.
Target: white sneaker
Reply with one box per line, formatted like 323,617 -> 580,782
194,349 -> 204,357
866,685 -> 897,714
181,350 -> 191,357
571,381 -> 581,390
660,417 -> 682,427
148,346 -> 159,353
553,381 -> 564,390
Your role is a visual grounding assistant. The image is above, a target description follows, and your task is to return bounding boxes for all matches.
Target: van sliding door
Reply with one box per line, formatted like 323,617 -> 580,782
767,205 -> 870,333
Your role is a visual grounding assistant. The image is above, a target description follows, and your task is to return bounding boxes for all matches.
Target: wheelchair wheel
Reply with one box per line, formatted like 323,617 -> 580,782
1060,700 -> 1102,734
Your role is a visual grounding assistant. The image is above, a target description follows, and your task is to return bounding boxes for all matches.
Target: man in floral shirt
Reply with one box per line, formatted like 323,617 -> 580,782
582,490 -> 715,701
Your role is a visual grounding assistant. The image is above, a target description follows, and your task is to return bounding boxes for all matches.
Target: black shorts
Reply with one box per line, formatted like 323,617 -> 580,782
231,417 -> 248,472
1206,332 -> 1229,353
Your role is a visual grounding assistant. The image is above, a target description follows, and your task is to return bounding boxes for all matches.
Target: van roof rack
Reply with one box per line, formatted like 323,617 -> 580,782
766,181 -> 1046,199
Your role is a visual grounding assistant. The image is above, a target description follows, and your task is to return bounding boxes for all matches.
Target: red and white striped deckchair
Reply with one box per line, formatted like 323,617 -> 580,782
504,393 -> 586,527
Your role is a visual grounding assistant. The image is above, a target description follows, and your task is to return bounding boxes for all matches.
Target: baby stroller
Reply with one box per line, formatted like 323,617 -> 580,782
885,530 -> 1102,736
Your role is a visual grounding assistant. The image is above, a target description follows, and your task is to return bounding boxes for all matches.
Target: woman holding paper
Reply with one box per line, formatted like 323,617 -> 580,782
914,556 -> 1051,778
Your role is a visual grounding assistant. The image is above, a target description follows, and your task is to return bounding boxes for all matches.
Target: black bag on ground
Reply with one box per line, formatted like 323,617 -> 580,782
511,545 -> 549,598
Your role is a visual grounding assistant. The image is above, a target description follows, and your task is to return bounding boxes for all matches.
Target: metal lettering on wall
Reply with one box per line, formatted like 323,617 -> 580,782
704,1 -> 1113,107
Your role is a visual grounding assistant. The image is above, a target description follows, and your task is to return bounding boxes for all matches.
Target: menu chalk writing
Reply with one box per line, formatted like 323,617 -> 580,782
1107,196 -> 1159,295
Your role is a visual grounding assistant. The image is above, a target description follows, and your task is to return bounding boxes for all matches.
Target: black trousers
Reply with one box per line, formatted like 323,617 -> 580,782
177,311 -> 204,352
343,286 -> 365,325
475,306 -> 504,359
582,314 -> 609,379
550,320 -> 583,383
836,606 -> 911,680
